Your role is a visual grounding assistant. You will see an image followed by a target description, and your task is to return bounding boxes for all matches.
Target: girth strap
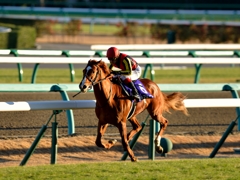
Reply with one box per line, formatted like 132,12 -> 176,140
126,101 -> 137,120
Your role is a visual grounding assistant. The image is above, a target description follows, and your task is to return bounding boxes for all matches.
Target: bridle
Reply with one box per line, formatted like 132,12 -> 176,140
73,64 -> 112,99
85,65 -> 111,86
85,65 -> 113,108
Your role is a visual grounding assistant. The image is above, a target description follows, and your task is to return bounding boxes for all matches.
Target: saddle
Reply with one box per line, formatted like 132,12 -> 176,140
112,77 -> 153,102
111,77 -> 153,119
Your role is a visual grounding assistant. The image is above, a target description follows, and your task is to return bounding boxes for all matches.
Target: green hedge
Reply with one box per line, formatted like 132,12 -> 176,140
150,24 -> 240,43
14,26 -> 36,49
0,33 -> 9,49
0,23 -> 36,49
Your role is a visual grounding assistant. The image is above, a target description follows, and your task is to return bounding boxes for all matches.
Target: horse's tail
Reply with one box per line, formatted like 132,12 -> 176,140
164,92 -> 189,116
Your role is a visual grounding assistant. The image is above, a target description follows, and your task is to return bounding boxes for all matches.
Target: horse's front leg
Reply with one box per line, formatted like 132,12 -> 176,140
95,122 -> 116,149
155,117 -> 168,154
118,121 -> 138,162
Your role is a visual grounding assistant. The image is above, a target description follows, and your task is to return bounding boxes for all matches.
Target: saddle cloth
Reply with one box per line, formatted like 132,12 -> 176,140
117,78 -> 154,102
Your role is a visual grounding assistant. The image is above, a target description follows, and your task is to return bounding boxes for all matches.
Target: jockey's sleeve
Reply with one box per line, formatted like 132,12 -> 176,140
120,57 -> 132,75
109,64 -> 113,70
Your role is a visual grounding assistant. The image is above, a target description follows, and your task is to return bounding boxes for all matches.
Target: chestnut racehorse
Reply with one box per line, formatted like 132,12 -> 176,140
79,60 -> 188,162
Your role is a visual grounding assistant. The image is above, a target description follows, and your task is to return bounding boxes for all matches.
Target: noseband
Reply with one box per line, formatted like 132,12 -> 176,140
85,66 -> 100,86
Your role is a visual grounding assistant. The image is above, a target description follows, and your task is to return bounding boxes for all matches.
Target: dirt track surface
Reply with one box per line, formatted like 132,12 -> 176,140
0,91 -> 240,167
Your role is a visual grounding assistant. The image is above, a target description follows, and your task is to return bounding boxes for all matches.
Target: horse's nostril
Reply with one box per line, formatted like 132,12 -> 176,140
83,85 -> 87,89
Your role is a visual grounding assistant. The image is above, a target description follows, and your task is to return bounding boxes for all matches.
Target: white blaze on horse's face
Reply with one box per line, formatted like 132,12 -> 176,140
79,66 -> 92,92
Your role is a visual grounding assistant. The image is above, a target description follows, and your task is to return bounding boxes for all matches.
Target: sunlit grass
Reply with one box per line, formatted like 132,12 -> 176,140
0,159 -> 239,180
0,67 -> 239,84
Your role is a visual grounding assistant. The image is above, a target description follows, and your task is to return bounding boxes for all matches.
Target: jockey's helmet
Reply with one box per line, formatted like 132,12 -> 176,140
106,47 -> 120,62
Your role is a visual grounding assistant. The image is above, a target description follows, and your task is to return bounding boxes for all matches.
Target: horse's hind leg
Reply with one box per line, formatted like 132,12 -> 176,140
127,117 -> 142,142
95,122 -> 116,149
148,112 -> 168,154
154,116 -> 168,153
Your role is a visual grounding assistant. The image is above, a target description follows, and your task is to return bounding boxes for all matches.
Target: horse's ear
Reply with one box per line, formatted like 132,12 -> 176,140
97,59 -> 102,64
86,60 -> 90,66
87,59 -> 94,65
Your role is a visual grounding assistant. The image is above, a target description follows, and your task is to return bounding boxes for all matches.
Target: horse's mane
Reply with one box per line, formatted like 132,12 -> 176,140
88,59 -> 111,74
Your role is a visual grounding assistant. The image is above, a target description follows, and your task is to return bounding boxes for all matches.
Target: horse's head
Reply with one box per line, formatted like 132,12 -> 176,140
79,59 -> 111,93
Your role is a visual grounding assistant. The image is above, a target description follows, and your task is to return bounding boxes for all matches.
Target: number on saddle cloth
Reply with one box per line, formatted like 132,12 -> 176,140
120,79 -> 153,100
133,79 -> 153,99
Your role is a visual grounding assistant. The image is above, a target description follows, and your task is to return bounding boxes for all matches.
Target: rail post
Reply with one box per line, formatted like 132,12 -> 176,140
189,51 -> 202,84
10,49 -> 23,82
31,63 -> 40,83
209,115 -> 239,158
19,110 -> 62,166
223,84 -> 240,130
19,112 -> 55,166
51,111 -> 59,164
50,85 -> 75,135
148,119 -> 156,160
142,64 -> 154,81
61,50 -> 75,82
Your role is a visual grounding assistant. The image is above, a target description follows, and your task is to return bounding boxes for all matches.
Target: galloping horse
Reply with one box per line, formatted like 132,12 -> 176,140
79,59 -> 188,162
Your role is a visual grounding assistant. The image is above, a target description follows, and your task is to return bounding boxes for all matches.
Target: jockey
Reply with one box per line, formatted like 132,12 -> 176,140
106,47 -> 141,101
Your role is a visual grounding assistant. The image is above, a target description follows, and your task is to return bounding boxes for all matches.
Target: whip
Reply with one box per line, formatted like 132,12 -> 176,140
72,91 -> 81,98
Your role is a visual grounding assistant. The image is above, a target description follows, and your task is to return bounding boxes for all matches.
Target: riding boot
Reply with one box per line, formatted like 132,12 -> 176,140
128,81 -> 141,101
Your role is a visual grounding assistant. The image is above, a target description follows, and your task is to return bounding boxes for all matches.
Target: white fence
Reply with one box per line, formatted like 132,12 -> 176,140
91,44 -> 240,50
1,57 -> 240,64
1,99 -> 240,112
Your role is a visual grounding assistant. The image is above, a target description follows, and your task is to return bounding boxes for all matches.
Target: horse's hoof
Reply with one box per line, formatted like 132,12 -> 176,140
108,139 -> 117,144
155,146 -> 164,154
131,157 -> 138,162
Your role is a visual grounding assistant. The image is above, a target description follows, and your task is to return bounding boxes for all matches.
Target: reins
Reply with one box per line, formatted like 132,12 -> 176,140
90,67 -> 113,108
